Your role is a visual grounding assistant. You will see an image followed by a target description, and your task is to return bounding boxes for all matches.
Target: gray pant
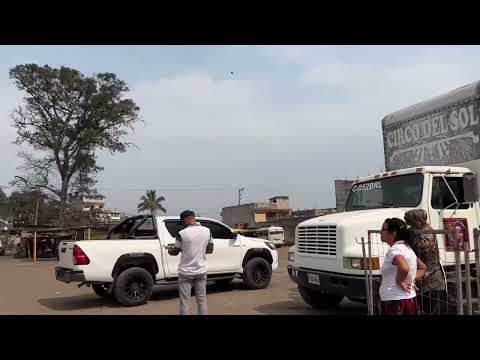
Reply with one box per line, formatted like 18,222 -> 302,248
178,273 -> 208,315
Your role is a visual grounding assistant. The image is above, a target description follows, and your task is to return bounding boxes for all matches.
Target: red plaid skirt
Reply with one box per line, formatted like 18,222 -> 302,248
381,297 -> 420,315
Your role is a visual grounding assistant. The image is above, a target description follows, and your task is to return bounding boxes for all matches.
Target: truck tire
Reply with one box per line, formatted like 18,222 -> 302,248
113,267 -> 153,307
243,257 -> 272,290
298,285 -> 343,309
92,283 -> 111,298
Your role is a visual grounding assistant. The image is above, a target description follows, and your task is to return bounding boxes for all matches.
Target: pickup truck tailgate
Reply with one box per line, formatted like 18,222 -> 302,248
58,241 -> 76,269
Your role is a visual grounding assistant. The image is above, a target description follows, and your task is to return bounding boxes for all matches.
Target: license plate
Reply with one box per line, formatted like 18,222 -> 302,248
307,273 -> 320,285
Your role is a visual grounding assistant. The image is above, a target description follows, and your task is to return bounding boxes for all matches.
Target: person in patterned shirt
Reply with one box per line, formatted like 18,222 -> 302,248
404,209 -> 447,315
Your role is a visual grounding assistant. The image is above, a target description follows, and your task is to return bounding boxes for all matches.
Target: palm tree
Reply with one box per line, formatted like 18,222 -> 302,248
137,190 -> 166,216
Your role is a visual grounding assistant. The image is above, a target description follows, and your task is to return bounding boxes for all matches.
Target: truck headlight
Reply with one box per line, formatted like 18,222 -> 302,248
288,252 -> 295,262
343,257 -> 380,270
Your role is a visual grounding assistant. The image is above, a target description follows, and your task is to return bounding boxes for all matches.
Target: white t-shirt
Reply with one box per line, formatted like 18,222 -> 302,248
379,241 -> 417,301
175,224 -> 213,276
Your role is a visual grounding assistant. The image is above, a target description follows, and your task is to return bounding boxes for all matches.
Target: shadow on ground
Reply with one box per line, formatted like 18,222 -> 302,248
38,280 -> 246,311
254,288 -> 367,315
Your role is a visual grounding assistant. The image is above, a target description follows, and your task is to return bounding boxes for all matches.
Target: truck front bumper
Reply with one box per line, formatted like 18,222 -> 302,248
288,265 -> 379,300
55,267 -> 86,284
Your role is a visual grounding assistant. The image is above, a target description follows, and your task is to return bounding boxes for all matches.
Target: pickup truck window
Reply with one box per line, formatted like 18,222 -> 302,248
165,221 -> 185,238
132,217 -> 158,239
201,221 -> 234,239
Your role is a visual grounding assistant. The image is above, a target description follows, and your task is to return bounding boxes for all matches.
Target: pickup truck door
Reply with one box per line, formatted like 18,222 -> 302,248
161,220 -> 183,278
200,220 -> 242,274
161,220 -> 242,277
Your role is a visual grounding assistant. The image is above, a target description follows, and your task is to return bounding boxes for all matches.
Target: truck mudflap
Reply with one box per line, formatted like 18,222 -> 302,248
289,266 -> 379,299
55,267 -> 86,284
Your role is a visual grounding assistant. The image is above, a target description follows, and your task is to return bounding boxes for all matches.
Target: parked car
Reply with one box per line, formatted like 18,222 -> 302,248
55,215 -> 279,306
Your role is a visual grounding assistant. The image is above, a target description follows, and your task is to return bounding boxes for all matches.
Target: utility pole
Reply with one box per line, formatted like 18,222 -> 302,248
238,188 -> 245,206
33,194 -> 40,262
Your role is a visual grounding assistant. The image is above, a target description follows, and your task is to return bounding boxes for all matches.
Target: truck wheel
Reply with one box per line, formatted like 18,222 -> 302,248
92,283 -> 111,298
113,267 -> 153,307
298,285 -> 343,309
243,257 -> 272,290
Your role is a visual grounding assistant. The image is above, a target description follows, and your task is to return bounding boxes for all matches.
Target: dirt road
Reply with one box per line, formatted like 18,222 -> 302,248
0,248 -> 366,315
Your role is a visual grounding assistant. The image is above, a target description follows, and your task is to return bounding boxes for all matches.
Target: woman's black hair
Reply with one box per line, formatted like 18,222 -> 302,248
384,218 -> 412,245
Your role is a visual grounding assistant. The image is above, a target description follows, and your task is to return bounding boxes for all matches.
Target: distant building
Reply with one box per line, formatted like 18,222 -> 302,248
335,180 -> 354,212
74,195 -> 105,212
73,194 -> 122,224
96,209 -> 123,224
221,196 -> 292,229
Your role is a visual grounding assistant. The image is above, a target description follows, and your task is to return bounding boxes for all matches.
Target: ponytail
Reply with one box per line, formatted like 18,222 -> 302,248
384,218 -> 412,245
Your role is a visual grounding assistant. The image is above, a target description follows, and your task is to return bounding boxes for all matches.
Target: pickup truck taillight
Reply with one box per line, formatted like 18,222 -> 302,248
73,245 -> 90,265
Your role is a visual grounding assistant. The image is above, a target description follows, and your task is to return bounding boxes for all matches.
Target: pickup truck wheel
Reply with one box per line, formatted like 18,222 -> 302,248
243,257 -> 272,290
298,285 -> 343,309
92,284 -> 111,298
113,267 -> 153,307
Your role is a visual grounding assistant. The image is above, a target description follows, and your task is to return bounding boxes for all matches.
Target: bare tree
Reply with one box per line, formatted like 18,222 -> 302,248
9,64 -> 140,227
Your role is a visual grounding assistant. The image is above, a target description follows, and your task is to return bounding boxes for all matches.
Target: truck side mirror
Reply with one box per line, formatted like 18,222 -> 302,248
463,173 -> 478,203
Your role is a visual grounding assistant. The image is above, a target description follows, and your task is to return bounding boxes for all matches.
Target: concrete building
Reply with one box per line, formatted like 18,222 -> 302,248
335,180 -> 354,212
75,195 -> 105,212
221,196 -> 291,229
73,194 -> 122,224
96,209 -> 123,224
222,195 -> 339,245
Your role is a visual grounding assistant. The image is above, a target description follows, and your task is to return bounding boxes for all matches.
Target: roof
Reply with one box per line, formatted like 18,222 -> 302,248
354,165 -> 472,184
382,81 -> 480,127
269,196 -> 289,200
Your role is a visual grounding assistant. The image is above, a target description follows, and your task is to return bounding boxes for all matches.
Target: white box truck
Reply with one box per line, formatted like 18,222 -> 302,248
288,81 -> 480,309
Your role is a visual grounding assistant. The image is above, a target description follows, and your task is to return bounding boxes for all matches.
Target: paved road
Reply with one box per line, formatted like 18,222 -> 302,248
0,248 -> 366,315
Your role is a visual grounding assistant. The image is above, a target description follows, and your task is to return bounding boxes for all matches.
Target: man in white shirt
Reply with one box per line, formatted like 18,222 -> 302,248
168,210 -> 214,315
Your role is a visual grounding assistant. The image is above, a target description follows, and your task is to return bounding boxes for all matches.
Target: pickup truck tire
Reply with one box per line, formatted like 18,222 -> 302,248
243,257 -> 272,290
113,267 -> 154,307
298,285 -> 343,309
92,284 -> 111,299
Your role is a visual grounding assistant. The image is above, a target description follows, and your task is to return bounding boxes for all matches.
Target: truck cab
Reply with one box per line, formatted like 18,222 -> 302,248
288,166 -> 479,309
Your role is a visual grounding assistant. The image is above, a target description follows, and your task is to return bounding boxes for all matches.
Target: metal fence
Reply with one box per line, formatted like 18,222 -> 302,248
361,228 -> 480,315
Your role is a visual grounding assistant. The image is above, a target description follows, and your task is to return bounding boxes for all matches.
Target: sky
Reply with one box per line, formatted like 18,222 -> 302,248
1,45 -> 480,219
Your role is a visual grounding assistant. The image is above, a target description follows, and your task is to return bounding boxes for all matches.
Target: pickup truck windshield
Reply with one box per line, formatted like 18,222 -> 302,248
345,173 -> 423,211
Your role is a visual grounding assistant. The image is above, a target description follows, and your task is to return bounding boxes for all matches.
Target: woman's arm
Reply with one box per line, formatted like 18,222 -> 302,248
393,255 -> 410,292
415,257 -> 427,282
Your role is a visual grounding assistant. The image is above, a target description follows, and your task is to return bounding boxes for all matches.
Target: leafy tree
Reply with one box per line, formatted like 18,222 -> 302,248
9,64 -> 140,227
137,190 -> 166,216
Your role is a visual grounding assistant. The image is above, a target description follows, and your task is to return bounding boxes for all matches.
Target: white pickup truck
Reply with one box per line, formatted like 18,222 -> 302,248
55,215 -> 278,306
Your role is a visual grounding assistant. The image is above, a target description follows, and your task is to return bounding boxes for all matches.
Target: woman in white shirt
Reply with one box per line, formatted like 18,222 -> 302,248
380,218 -> 427,315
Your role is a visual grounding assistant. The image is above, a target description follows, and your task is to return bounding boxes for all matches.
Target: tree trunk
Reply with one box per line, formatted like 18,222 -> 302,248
58,180 -> 69,228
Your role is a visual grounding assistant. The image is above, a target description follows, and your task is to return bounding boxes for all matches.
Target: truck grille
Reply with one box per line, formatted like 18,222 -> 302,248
297,225 -> 337,256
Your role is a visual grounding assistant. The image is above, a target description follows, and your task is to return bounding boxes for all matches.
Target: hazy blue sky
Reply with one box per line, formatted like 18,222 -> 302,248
1,45 -> 480,219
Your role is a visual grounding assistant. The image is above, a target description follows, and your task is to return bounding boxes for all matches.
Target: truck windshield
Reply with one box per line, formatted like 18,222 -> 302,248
345,174 -> 423,211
